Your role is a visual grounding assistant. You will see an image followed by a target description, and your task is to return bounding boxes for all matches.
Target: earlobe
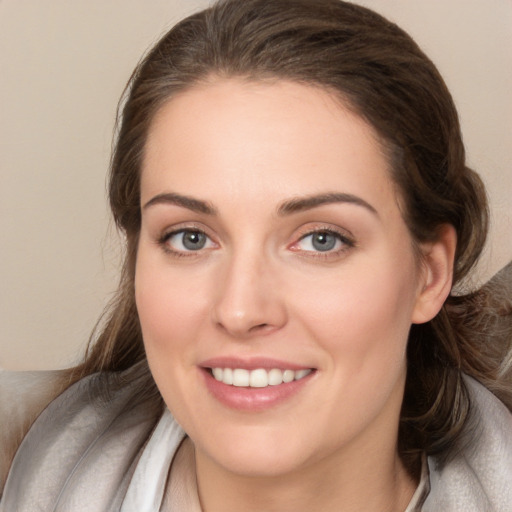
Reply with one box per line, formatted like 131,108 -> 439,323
412,224 -> 457,324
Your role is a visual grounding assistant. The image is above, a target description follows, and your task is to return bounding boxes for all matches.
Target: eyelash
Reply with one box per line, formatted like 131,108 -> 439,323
157,226 -> 355,259
291,227 -> 355,260
158,225 -> 216,258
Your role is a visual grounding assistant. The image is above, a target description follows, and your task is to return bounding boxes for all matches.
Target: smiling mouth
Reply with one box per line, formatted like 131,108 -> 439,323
209,367 -> 313,388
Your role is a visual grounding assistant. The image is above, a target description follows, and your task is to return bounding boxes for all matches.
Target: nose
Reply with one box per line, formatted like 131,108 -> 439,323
211,250 -> 288,339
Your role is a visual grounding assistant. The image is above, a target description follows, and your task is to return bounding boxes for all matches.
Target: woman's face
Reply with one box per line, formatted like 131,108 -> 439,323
136,79 -> 429,478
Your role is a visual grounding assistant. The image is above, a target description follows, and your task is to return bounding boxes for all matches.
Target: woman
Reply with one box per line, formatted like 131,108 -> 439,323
1,0 -> 511,510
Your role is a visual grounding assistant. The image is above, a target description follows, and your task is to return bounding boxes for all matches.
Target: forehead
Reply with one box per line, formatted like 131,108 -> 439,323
141,78 -> 396,213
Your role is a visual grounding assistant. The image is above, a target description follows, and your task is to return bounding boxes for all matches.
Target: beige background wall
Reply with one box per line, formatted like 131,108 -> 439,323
1,0 -> 511,371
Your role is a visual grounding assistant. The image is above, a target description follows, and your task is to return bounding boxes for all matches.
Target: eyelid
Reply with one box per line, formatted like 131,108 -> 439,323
288,224 -> 356,257
294,223 -> 354,242
157,222 -> 219,256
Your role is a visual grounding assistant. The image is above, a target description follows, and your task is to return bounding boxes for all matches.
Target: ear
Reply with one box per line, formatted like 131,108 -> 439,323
412,224 -> 457,324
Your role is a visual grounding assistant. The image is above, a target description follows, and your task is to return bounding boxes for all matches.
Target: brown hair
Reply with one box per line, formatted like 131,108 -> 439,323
72,0 -> 512,469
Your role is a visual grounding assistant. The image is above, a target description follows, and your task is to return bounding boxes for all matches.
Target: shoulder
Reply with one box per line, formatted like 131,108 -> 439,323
0,367 -> 167,511
0,368 -> 65,492
424,375 -> 512,512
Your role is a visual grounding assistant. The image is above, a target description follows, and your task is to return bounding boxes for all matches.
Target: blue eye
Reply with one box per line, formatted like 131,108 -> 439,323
296,231 -> 349,253
164,230 -> 214,252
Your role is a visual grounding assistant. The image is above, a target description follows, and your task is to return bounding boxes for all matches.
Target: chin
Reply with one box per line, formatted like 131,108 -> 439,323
211,448 -> 309,478
192,424 -> 322,478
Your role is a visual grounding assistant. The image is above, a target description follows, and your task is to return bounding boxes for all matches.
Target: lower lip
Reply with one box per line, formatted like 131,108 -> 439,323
201,369 -> 315,411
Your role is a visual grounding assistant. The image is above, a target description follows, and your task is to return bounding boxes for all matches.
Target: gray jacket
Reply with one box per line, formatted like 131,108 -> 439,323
1,370 -> 511,511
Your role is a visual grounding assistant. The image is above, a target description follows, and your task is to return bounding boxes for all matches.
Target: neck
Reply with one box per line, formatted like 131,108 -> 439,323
194,438 -> 417,512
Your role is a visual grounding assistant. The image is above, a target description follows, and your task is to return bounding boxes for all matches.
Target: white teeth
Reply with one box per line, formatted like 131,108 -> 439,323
282,369 -> 295,383
212,368 -> 223,381
211,367 -> 312,387
232,369 -> 250,387
223,367 -> 233,385
249,368 -> 268,388
268,368 -> 283,386
294,369 -> 311,380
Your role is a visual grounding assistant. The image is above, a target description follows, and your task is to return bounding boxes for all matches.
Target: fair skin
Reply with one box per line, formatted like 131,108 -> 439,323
135,79 -> 455,512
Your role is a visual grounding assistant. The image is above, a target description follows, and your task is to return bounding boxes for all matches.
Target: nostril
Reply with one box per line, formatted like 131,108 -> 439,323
249,323 -> 270,333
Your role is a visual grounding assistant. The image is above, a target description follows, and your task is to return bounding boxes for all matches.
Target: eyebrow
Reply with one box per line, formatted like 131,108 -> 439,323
142,191 -> 378,217
277,192 -> 378,216
143,192 -> 217,215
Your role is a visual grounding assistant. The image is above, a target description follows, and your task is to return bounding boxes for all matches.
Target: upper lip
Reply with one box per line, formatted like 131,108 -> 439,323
199,356 -> 314,371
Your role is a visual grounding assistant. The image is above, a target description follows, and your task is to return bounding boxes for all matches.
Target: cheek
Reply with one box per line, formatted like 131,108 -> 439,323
134,251 -> 209,360
293,252 -> 418,377
134,253 -> 210,416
